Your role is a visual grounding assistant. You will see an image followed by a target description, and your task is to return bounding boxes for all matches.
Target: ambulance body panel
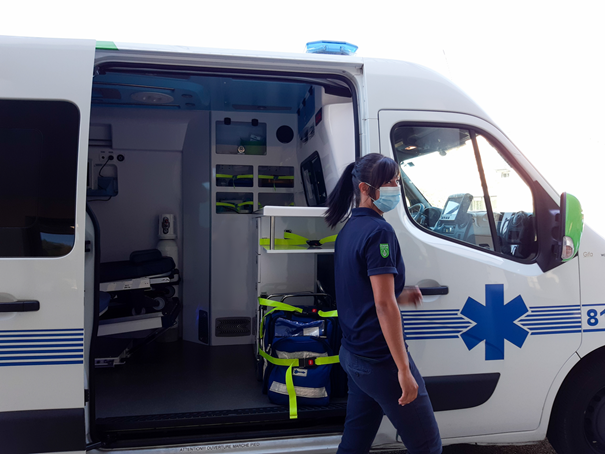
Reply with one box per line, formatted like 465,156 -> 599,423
0,35 -> 599,454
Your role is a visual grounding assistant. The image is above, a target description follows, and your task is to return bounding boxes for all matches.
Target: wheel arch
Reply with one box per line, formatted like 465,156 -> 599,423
544,346 -> 605,433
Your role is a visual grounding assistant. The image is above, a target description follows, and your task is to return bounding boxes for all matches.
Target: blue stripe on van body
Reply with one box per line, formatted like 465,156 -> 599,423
0,361 -> 83,367
0,329 -> 85,367
401,304 -> 583,341
0,349 -> 83,355
0,333 -> 83,338
0,343 -> 83,349
0,329 -> 83,333
0,338 -> 83,344
0,355 -> 83,361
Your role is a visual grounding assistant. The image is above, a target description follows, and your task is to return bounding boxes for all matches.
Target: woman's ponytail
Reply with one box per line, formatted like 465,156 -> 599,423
324,162 -> 356,229
324,153 -> 400,229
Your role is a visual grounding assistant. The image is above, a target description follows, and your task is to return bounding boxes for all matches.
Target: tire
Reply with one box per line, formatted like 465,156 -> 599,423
548,352 -> 605,454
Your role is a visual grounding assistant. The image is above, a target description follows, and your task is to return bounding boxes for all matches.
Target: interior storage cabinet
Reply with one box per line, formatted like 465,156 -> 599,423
257,206 -> 339,253
215,120 -> 267,155
216,192 -> 253,214
258,166 -> 294,188
216,165 -> 253,187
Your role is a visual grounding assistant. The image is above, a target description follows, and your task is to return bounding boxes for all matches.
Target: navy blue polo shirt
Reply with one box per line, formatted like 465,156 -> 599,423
335,207 -> 405,361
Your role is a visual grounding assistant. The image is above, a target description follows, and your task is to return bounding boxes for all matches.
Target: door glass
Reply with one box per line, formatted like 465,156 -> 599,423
392,125 -> 537,259
0,100 -> 79,257
476,135 -> 536,259
393,126 -> 494,250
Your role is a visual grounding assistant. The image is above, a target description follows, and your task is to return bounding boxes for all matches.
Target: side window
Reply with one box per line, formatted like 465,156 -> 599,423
0,100 -> 80,257
392,125 -> 536,260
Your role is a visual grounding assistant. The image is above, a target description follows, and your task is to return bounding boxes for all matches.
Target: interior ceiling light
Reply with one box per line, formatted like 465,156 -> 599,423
131,92 -> 174,104
405,145 -> 417,150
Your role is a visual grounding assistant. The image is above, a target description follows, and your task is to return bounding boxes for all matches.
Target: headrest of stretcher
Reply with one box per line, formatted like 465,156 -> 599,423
130,249 -> 162,263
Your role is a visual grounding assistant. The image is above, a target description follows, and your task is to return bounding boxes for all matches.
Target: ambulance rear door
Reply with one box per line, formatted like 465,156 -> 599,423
0,36 -> 95,453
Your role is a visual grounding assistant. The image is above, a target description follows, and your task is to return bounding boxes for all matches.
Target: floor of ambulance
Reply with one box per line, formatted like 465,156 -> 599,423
95,339 -> 271,418
94,338 -> 347,442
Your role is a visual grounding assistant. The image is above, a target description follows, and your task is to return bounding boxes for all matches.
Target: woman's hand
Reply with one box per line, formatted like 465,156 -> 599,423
398,368 -> 419,405
397,286 -> 423,307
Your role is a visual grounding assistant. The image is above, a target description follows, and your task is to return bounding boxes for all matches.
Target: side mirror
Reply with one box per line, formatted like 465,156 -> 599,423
560,193 -> 584,261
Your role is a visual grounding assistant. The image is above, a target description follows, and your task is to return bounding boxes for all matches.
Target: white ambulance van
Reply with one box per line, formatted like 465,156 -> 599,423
0,36 -> 594,454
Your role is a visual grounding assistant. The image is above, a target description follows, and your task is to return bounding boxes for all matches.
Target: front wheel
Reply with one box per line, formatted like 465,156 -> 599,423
548,354 -> 605,454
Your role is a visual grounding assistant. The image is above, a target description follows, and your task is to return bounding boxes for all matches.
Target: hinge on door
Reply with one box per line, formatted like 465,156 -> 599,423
85,240 -> 91,253
85,389 -> 90,403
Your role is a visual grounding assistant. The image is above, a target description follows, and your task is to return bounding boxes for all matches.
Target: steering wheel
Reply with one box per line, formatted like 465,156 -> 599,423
408,203 -> 426,222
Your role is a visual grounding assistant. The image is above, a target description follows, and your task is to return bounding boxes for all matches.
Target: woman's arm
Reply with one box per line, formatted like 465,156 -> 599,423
370,273 -> 418,405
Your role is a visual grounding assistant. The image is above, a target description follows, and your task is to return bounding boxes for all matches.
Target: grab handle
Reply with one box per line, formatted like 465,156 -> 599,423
0,301 -> 40,312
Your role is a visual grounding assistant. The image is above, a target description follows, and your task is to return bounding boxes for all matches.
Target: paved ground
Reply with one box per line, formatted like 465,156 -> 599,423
443,439 -> 556,453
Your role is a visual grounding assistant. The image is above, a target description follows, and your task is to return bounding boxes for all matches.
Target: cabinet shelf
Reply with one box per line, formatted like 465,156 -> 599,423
258,206 -> 337,254
261,246 -> 335,254
261,206 -> 327,217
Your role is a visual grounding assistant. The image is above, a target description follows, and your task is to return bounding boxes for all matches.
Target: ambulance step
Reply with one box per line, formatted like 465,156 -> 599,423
96,402 -> 347,433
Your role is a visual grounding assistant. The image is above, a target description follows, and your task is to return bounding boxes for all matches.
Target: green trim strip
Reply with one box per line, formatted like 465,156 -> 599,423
216,174 -> 233,179
216,202 -> 236,208
96,41 -> 119,50
236,174 -> 254,179
258,175 -> 274,179
277,176 -> 295,180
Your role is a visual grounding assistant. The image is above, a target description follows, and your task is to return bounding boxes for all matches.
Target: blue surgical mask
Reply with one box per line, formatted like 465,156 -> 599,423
364,183 -> 401,213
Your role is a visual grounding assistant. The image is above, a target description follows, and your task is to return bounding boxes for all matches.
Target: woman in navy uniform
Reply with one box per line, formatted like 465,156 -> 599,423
325,153 -> 441,454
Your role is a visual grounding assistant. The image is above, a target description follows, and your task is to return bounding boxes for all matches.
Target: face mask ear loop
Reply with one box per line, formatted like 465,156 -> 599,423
363,182 -> 378,202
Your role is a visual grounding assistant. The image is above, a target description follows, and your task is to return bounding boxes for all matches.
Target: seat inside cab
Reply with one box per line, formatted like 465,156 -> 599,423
83,64 -> 356,433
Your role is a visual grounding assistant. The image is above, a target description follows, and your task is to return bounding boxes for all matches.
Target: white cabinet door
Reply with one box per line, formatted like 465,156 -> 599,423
378,110 -> 581,439
0,36 -> 95,453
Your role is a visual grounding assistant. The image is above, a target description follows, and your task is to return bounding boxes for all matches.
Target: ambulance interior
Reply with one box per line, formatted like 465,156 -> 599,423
84,64 -> 355,440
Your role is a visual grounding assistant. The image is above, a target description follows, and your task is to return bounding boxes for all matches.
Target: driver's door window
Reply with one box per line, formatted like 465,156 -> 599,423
392,125 -> 536,259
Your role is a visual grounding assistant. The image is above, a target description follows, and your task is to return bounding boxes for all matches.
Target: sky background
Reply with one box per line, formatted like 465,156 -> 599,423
3,0 -> 605,234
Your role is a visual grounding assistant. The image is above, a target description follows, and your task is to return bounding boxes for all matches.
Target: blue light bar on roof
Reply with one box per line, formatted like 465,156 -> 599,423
306,41 -> 358,55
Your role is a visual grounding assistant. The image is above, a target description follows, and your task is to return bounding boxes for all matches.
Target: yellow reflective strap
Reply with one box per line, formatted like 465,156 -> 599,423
286,364 -> 297,419
258,298 -> 303,314
258,347 -> 297,367
258,175 -> 274,179
277,176 -> 294,180
259,238 -> 300,246
315,355 -> 340,365
237,201 -> 254,207
318,310 -> 338,318
236,174 -> 254,179
283,231 -> 309,245
319,235 -> 338,244
216,174 -> 233,179
259,307 -> 278,339
216,202 -> 236,208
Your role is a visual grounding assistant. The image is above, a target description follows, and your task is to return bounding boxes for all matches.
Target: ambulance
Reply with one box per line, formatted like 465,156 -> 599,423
0,36 -> 596,454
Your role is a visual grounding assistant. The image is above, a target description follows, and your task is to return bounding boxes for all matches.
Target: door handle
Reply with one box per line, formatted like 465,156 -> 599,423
419,286 -> 449,296
0,301 -> 40,312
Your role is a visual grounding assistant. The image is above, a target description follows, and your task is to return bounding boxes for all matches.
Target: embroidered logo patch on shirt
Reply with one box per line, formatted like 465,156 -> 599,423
380,243 -> 390,258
